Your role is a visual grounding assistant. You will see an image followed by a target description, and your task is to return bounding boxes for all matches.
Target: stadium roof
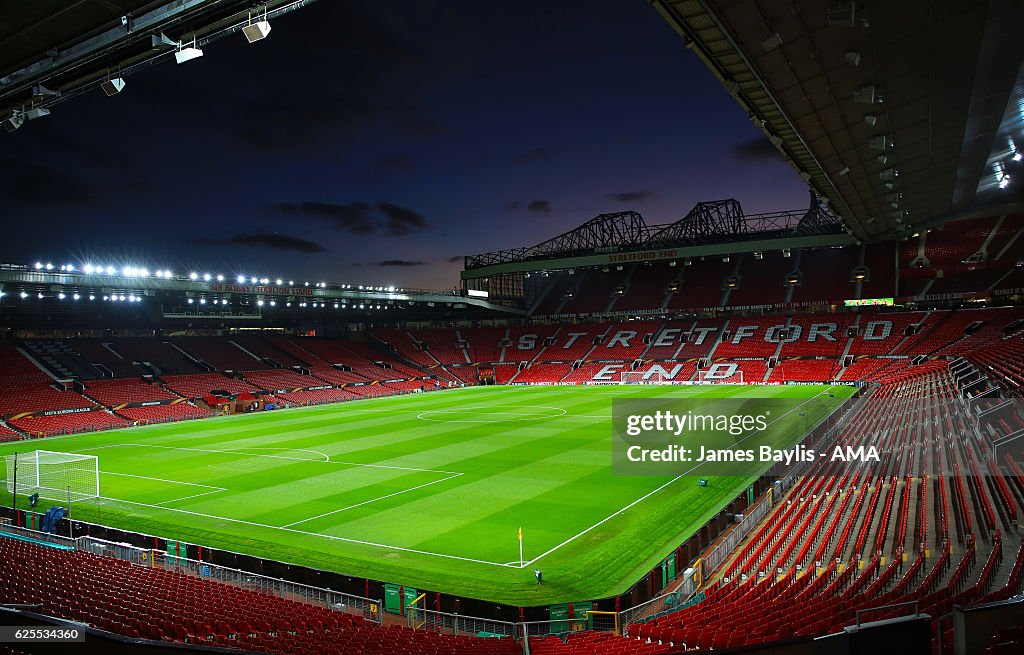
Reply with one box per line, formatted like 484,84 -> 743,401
651,0 -> 1024,241
0,0 -> 318,120
463,194 -> 848,275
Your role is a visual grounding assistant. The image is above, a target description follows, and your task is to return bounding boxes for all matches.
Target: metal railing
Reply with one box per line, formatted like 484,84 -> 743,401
406,607 -> 517,638
75,535 -> 382,623
0,522 -> 75,548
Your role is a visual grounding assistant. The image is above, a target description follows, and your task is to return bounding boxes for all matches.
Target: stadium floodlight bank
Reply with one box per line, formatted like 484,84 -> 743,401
3,450 -> 100,502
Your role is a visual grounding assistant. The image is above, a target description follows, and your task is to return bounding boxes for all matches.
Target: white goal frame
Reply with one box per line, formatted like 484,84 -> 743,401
3,450 -> 100,502
620,370 -> 667,385
694,367 -> 745,384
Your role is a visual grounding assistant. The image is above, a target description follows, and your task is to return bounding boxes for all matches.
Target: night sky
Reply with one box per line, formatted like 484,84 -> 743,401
1,1 -> 808,290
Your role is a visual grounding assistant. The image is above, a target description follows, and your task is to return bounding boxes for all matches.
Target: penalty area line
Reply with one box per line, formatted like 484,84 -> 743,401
95,496 -> 515,569
282,472 -> 464,528
153,488 -> 228,506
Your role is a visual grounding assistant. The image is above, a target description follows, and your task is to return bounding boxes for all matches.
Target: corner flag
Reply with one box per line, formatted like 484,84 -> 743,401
518,527 -> 523,567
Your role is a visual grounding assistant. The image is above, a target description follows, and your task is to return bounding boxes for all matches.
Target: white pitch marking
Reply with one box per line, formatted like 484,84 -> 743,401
282,472 -> 464,528
88,443 -> 462,476
102,471 -> 224,489
96,495 -> 515,569
153,488 -> 228,506
416,406 -> 567,423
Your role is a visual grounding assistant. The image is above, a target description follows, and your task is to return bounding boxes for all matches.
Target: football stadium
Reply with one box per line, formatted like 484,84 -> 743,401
1,1 -> 1024,654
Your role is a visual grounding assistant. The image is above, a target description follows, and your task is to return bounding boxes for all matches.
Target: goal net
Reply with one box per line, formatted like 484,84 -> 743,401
694,366 -> 745,384
3,450 -> 100,502
620,370 -> 666,385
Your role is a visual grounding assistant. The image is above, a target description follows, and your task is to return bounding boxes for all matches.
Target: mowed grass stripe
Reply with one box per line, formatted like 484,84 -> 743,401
0,384 -> 853,604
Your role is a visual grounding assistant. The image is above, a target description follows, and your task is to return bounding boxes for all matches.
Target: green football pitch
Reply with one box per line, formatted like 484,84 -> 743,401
0,384 -> 852,605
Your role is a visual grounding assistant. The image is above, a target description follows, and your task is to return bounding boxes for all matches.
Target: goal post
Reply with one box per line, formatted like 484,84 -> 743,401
620,370 -> 666,385
3,450 -> 100,502
694,365 -> 745,384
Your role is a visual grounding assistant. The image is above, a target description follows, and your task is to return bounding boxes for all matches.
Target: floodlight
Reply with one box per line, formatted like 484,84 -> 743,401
237,275 -> 246,283
1014,153 -> 1023,162
243,20 -> 272,43
58,293 -> 65,299
20,292 -> 27,299
216,274 -> 224,281
101,78 -> 126,96
34,262 -> 43,269
31,85 -> 56,100
203,273 -> 212,281
853,86 -> 876,104
152,33 -> 176,49
25,107 -> 50,120
175,44 -> 204,64
84,264 -> 95,273
189,272 -> 198,280
2,111 -> 23,132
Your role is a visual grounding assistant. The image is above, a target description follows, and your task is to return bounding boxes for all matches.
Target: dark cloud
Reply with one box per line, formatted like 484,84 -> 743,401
377,259 -> 425,267
504,199 -> 552,214
270,201 -> 428,237
514,146 -> 563,162
445,255 -> 463,263
271,201 -> 376,235
376,202 -> 428,236
527,200 -> 551,214
607,190 -> 656,203
732,137 -> 782,162
188,232 -> 326,253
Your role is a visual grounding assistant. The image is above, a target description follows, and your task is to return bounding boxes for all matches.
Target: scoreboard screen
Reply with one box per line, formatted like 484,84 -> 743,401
844,297 -> 894,307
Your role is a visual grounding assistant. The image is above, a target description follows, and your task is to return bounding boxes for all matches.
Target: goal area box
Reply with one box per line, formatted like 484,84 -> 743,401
3,450 -> 100,502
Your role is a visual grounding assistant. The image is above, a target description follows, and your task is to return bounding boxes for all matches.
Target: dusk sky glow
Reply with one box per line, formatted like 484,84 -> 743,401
2,1 -> 810,289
